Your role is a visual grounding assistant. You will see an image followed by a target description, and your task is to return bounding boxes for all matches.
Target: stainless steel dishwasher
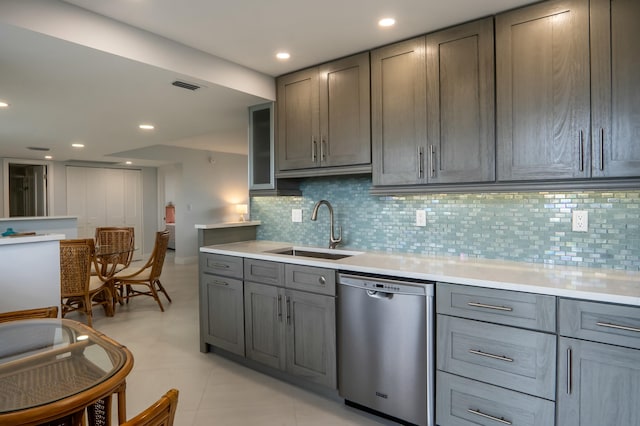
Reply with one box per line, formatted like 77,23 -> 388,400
338,273 -> 434,426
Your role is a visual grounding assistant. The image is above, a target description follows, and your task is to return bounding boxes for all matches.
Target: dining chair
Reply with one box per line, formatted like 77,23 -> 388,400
120,389 -> 179,426
95,227 -> 135,274
113,231 -> 171,312
0,306 -> 59,323
60,238 -> 113,327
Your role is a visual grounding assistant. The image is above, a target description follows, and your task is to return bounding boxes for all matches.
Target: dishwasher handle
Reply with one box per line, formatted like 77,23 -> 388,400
366,290 -> 393,299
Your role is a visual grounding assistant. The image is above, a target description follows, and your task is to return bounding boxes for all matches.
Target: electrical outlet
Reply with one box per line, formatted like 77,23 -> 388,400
572,210 -> 588,232
416,210 -> 427,227
292,209 -> 303,223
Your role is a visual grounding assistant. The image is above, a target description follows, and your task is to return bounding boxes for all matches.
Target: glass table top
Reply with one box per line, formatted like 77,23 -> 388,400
0,319 -> 128,413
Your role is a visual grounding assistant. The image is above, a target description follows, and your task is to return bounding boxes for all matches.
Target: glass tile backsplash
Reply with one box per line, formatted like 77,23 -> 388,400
251,176 -> 640,271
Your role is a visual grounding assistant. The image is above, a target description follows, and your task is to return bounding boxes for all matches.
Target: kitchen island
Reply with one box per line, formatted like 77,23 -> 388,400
0,234 -> 65,313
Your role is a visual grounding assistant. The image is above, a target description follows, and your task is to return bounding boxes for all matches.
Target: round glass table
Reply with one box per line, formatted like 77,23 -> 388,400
0,318 -> 134,426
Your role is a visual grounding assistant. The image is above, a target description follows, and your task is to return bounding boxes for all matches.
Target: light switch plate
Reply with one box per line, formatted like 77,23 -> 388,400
416,210 -> 427,227
292,209 -> 303,223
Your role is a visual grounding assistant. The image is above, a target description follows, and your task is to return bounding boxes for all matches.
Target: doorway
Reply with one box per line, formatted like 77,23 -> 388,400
7,163 -> 48,217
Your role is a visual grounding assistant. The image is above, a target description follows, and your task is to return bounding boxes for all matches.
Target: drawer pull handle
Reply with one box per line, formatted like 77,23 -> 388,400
211,263 -> 230,269
469,349 -> 514,363
467,301 -> 513,312
596,322 -> 640,333
468,409 -> 512,425
211,279 -> 229,287
318,276 -> 326,285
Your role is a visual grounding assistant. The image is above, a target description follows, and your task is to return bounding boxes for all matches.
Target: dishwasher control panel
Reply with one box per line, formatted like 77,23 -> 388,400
338,273 -> 432,296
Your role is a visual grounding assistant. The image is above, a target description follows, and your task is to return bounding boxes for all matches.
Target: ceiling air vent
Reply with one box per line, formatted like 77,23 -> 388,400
27,146 -> 50,151
172,80 -> 201,91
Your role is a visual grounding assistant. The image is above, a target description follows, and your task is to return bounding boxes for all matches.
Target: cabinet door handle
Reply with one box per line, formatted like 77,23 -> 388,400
311,138 -> 318,163
599,128 -> 605,171
467,301 -> 513,312
469,349 -> 514,363
277,295 -> 282,321
429,145 -> 435,178
596,322 -> 640,333
321,138 -> 327,162
567,347 -> 573,395
578,130 -> 584,172
467,409 -> 512,425
211,279 -> 229,287
286,296 -> 291,325
417,147 -> 424,179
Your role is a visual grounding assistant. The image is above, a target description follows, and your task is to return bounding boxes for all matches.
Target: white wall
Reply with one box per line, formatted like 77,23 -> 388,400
162,149 -> 248,264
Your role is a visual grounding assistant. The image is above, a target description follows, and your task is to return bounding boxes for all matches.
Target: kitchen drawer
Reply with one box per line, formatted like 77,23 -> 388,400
437,315 -> 556,400
201,253 -> 243,278
244,259 -> 284,287
559,299 -> 640,350
285,264 -> 335,296
436,282 -> 556,332
436,371 -> 555,426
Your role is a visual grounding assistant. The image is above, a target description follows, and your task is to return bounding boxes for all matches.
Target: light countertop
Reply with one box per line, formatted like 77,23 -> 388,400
195,221 -> 261,230
200,240 -> 640,306
0,234 -> 66,246
0,216 -> 76,222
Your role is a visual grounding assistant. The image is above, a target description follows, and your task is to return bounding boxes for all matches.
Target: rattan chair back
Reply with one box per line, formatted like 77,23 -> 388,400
95,227 -> 135,269
120,388 -> 179,426
60,239 -> 112,326
113,231 -> 171,312
0,306 -> 59,323
60,239 -> 95,298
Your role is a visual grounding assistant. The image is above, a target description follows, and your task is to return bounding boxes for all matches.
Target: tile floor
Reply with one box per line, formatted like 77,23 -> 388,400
75,252 -> 394,425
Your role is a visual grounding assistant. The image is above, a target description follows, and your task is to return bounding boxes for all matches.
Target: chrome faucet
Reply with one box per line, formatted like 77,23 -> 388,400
311,200 -> 342,249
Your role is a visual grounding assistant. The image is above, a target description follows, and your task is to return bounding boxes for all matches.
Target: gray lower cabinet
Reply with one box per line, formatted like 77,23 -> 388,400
436,282 -> 557,426
437,371 -> 555,426
557,298 -> 640,426
243,260 -> 337,389
199,253 -> 245,356
437,315 -> 556,400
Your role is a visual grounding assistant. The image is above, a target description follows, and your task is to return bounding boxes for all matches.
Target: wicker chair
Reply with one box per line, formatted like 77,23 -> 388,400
0,306 -> 58,323
94,227 -> 135,274
113,231 -> 171,312
60,239 -> 113,327
120,389 -> 179,426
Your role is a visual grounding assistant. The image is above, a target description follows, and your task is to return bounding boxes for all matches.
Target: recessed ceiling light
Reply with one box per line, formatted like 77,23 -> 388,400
276,52 -> 290,60
139,124 -> 155,130
44,155 -> 53,160
125,161 -> 132,165
378,18 -> 396,27
0,101 -> 9,108
72,143 -> 85,148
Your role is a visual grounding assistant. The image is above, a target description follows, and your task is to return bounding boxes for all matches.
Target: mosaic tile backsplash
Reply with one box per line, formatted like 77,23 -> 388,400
250,176 -> 640,271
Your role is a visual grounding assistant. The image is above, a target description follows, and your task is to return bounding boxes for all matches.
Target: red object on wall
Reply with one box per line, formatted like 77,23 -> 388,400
165,203 -> 175,223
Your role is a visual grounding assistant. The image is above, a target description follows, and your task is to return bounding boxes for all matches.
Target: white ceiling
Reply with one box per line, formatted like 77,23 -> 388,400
0,0 -> 535,166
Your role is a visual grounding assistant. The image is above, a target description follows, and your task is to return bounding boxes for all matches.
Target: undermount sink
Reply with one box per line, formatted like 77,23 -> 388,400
267,247 -> 362,260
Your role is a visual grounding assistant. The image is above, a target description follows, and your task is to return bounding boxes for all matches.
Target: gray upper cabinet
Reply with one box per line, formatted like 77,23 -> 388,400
590,0 -> 640,177
277,53 -> 370,174
277,67 -> 319,171
372,18 -> 495,187
496,0 -> 591,181
426,17 -> 495,184
372,36 -> 427,186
